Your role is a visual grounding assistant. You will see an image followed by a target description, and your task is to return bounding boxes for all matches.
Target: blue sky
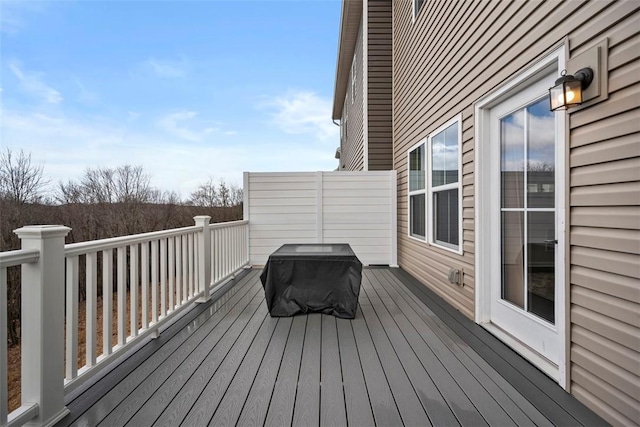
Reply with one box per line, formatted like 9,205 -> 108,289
0,0 -> 342,197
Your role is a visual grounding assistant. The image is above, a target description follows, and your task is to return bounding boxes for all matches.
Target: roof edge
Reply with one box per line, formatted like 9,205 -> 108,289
331,0 -> 363,120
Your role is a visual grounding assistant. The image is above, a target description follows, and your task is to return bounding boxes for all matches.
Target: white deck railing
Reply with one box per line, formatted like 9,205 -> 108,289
1,217 -> 249,427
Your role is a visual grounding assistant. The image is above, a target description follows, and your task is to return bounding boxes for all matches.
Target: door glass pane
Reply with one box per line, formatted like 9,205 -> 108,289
527,212 -> 555,323
502,211 -> 524,309
433,189 -> 459,246
409,145 -> 425,192
410,193 -> 425,239
527,98 -> 555,208
501,110 -> 524,208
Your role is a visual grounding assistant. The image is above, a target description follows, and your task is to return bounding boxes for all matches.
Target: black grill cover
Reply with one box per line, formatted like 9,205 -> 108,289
260,244 -> 362,319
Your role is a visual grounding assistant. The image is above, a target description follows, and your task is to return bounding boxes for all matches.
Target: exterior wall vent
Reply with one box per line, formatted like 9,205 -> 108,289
448,267 -> 463,286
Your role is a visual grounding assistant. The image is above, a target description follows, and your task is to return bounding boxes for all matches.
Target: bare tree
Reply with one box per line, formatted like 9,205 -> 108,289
189,178 -> 219,207
189,177 -> 243,208
57,165 -> 153,204
0,148 -> 49,204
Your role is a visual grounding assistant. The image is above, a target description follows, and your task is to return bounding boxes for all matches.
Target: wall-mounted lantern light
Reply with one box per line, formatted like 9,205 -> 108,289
549,68 -> 594,111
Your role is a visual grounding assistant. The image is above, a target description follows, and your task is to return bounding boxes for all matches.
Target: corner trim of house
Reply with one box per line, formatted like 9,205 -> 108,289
362,0 -> 369,171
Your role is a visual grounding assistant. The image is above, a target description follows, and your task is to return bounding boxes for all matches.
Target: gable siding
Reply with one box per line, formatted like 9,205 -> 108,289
393,1 -> 640,424
367,0 -> 393,171
341,14 -> 365,172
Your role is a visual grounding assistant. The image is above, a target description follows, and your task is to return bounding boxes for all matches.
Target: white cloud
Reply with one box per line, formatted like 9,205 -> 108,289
0,108 -> 247,196
145,57 -> 187,78
0,0 -> 44,35
1,106 -> 338,198
73,77 -> 99,104
9,60 -> 63,104
267,90 -> 338,141
157,110 -> 219,142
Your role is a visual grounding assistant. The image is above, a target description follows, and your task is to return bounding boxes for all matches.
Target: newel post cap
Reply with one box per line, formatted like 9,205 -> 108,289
14,225 -> 71,239
194,215 -> 211,225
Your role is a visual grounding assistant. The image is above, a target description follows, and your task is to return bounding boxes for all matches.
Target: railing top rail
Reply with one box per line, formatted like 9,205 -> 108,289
63,219 -> 249,257
64,225 -> 201,257
0,249 -> 40,269
208,219 -> 248,230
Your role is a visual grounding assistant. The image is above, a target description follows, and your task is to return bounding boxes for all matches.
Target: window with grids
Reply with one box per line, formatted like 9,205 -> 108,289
429,118 -> 461,251
408,143 -> 426,240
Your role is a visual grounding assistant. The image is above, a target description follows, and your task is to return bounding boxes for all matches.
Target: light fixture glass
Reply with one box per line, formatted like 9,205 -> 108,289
549,68 -> 593,111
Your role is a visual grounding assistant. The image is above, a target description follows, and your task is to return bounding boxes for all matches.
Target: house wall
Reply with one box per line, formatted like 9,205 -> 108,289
567,7 -> 640,424
392,1 -> 639,425
245,171 -> 396,267
367,0 -> 393,171
341,14 -> 365,171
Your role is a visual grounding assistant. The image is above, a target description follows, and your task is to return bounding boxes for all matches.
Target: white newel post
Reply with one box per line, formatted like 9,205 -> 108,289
194,216 -> 211,302
14,225 -> 71,427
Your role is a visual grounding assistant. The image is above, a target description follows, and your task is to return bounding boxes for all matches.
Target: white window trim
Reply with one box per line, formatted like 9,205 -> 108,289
407,140 -> 427,242
427,114 -> 463,255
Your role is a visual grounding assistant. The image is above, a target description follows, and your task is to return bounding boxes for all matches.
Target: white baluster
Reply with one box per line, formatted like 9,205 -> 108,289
176,236 -> 183,306
65,255 -> 79,380
86,252 -> 97,367
141,242 -> 149,329
117,247 -> 126,346
160,238 -> 167,317
130,244 -> 138,338
102,249 -> 113,356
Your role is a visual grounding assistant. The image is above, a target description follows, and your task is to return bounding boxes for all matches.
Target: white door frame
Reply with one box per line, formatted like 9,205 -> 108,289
474,46 -> 568,388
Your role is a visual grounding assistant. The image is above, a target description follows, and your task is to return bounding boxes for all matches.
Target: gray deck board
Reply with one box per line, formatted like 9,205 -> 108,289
178,304 -> 270,426
320,315 -> 347,427
365,270 -> 515,426
264,315 -> 306,427
151,302 -> 267,427
115,288 -> 264,427
378,268 -> 553,427
235,317 -> 292,427
351,305 -> 404,426
360,274 -> 467,426
292,313 -> 321,427
70,272 -> 259,427
62,267 -> 603,427
335,317 -> 375,427
208,316 -> 283,426
359,299 -> 432,426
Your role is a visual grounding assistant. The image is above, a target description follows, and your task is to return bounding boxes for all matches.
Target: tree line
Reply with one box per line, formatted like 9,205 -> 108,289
0,148 -> 244,346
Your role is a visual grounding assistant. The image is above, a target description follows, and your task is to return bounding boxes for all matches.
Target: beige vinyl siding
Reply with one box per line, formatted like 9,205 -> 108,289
341,14 -> 365,172
366,0 -> 392,171
568,7 -> 640,426
393,1 -> 639,423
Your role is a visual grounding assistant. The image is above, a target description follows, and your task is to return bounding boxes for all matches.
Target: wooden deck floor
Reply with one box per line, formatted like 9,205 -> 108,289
59,268 -> 603,427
